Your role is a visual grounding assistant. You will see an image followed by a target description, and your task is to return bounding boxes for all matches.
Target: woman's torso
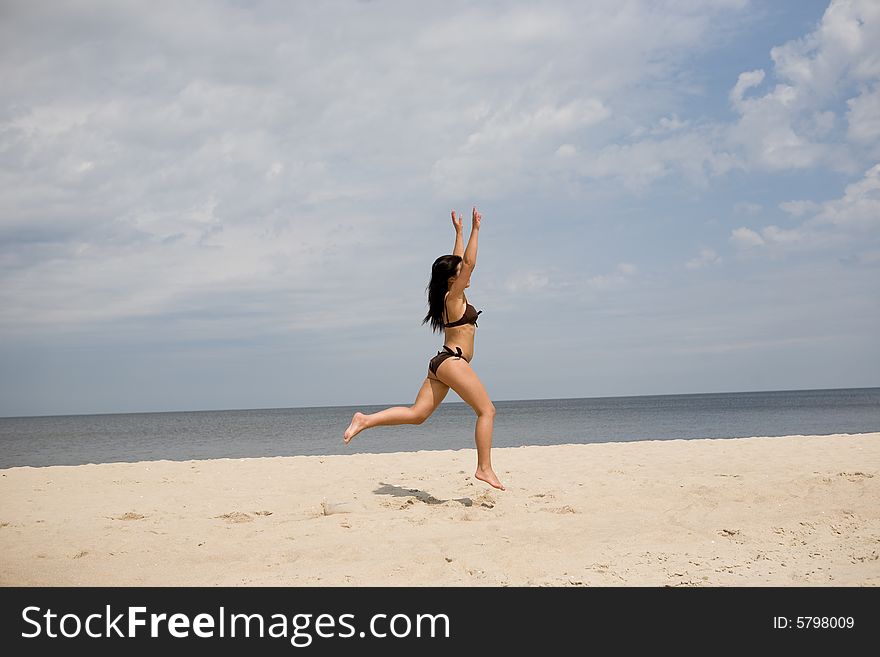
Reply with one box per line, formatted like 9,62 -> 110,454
443,292 -> 478,361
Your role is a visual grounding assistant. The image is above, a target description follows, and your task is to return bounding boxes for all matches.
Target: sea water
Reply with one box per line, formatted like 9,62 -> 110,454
1,387 -> 878,468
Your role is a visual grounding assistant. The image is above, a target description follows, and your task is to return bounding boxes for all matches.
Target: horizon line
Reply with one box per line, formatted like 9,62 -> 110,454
3,384 -> 879,420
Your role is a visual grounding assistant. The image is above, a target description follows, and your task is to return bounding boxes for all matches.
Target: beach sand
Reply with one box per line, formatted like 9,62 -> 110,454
1,433 -> 877,587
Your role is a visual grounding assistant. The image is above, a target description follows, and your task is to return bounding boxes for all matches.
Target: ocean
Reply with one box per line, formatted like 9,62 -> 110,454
1,387 -> 878,468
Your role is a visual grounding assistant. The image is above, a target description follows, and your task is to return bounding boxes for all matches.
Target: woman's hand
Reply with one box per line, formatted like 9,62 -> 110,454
472,206 -> 481,230
451,210 -> 463,233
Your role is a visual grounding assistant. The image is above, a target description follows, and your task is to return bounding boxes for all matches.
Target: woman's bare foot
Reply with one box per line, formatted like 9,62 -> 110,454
343,412 -> 368,444
475,466 -> 505,490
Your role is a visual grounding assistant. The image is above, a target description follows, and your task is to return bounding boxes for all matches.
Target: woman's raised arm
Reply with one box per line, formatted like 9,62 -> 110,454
451,210 -> 464,257
462,207 -> 480,267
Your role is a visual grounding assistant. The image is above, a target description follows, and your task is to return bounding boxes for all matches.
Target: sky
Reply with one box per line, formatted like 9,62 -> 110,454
1,0 -> 878,417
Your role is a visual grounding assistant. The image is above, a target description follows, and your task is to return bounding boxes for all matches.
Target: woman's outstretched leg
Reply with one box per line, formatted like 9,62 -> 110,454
344,376 -> 449,443
433,359 -> 504,490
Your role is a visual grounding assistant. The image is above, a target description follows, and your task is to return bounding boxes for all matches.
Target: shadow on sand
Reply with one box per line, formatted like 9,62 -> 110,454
373,482 -> 473,507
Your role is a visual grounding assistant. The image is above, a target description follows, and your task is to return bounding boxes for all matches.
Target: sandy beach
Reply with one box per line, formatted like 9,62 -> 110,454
1,432 -> 877,587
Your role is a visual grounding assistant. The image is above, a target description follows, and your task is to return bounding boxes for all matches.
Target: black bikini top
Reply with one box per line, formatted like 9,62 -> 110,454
444,301 -> 482,328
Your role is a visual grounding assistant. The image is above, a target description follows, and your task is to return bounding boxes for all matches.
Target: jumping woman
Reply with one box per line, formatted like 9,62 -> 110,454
343,207 -> 505,490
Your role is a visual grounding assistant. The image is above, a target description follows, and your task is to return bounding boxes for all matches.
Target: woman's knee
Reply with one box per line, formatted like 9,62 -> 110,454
410,406 -> 431,424
475,402 -> 496,418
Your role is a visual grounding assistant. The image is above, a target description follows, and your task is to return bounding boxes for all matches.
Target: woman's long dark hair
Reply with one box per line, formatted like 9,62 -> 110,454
422,254 -> 462,334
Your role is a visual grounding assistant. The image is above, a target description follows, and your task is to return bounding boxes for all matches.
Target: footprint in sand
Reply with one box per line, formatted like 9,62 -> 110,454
321,501 -> 355,516
390,499 -> 416,511
837,471 -> 874,482
851,550 -> 879,563
216,512 -> 253,523
412,492 -> 442,505
113,512 -> 145,521
474,491 -> 496,509
543,505 -> 578,514
72,550 -> 89,559
718,528 -> 746,543
379,499 -> 403,511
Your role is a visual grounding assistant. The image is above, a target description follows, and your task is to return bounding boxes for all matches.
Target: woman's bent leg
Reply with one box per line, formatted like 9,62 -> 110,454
344,377 -> 449,443
433,359 -> 504,490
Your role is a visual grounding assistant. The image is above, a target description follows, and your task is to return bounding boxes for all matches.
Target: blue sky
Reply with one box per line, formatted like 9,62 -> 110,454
1,0 -> 878,417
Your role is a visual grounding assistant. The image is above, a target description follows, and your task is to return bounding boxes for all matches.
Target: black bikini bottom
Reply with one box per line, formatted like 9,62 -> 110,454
428,345 -> 468,375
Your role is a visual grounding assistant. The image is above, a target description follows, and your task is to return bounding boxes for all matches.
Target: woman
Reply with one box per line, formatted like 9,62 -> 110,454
343,207 -> 505,490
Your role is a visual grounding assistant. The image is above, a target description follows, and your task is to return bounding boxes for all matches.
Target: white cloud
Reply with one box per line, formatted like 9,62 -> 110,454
2,0 -> 875,344
846,84 -> 880,144
430,98 -> 611,197
728,69 -> 766,110
568,0 -> 880,191
730,222 -> 845,253
630,113 -> 691,138
811,162 -> 880,230
422,1 -> 753,197
730,227 -> 765,248
575,128 -> 741,191
730,163 -> 880,254
685,247 -> 721,269
587,262 -> 637,289
761,225 -> 816,247
416,6 -> 571,51
770,1 -> 880,92
505,270 -> 551,293
725,0 -> 880,172
779,200 -> 819,216
734,201 -> 763,215
466,99 -> 611,150
727,76 -> 826,170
